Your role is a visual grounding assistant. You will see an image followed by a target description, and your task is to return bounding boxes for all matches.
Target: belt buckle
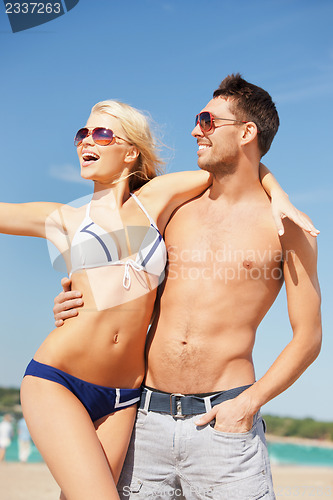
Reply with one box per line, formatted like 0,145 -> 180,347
170,393 -> 185,418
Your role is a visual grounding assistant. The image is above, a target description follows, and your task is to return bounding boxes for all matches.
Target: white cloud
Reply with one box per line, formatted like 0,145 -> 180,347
161,3 -> 173,11
275,82 -> 333,105
49,164 -> 87,185
290,187 -> 333,204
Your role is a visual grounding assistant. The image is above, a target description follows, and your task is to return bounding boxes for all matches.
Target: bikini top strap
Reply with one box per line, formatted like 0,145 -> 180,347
85,201 -> 91,218
130,192 -> 156,226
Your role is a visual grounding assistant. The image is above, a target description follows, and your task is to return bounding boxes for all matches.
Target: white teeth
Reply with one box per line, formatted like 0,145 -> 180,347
198,145 -> 209,150
82,152 -> 99,160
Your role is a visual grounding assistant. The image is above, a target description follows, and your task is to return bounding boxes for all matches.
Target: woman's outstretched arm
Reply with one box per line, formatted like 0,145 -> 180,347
137,170 -> 212,232
0,201 -> 65,241
259,163 -> 319,237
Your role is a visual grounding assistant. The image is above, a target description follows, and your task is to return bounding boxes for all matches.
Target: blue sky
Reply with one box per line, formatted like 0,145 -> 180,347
0,0 -> 332,421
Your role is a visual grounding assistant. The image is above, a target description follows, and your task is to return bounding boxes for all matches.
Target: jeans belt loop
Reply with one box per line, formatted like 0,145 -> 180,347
143,389 -> 152,414
170,393 -> 185,418
204,395 -> 212,412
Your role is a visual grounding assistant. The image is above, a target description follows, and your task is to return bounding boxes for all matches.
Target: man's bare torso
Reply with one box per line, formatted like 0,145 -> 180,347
145,184 -> 284,393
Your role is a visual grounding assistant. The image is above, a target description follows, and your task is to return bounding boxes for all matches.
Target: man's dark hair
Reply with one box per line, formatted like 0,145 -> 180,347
213,73 -> 279,157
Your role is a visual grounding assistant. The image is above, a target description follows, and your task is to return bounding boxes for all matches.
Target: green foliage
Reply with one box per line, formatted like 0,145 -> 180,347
0,387 -> 20,414
263,414 -> 333,441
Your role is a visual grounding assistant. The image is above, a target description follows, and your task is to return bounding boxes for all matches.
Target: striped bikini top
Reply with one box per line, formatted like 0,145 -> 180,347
69,193 -> 167,289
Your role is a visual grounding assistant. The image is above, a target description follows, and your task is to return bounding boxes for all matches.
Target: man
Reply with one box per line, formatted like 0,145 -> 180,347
54,74 -> 321,499
17,417 -> 32,463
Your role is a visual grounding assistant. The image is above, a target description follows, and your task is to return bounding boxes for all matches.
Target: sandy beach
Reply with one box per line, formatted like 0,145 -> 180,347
0,462 -> 332,499
272,465 -> 333,499
0,463 -> 58,500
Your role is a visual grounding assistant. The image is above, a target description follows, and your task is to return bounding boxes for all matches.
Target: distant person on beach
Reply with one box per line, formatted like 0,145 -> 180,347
0,98 -> 305,499
54,75 -> 321,499
0,414 -> 13,462
17,417 -> 32,463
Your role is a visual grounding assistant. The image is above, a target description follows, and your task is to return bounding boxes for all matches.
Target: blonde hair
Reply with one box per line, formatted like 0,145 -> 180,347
91,100 -> 164,190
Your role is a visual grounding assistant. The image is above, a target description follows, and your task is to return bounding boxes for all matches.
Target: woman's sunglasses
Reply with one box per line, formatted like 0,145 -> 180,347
195,111 -> 248,133
74,127 -> 131,147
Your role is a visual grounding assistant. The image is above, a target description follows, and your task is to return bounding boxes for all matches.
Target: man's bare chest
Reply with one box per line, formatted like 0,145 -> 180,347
165,199 -> 283,279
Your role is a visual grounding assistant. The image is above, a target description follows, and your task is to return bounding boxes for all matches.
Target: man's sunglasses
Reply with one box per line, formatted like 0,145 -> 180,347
195,111 -> 248,133
74,127 -> 131,147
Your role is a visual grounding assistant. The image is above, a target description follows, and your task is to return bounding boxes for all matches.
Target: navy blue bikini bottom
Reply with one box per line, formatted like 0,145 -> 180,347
24,359 -> 141,422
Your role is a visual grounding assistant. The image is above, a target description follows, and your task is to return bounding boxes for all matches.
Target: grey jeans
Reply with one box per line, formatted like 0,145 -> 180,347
118,393 -> 276,499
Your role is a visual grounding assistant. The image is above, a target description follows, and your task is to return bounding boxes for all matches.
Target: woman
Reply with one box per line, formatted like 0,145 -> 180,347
0,414 -> 13,462
0,100 -> 316,499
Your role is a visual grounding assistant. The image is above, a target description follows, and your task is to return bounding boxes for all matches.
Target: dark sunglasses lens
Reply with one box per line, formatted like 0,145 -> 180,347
74,128 -> 89,146
92,128 -> 114,146
199,112 -> 212,131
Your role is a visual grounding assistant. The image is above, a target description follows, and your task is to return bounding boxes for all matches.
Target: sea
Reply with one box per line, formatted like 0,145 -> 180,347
267,441 -> 333,467
4,436 -> 333,466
